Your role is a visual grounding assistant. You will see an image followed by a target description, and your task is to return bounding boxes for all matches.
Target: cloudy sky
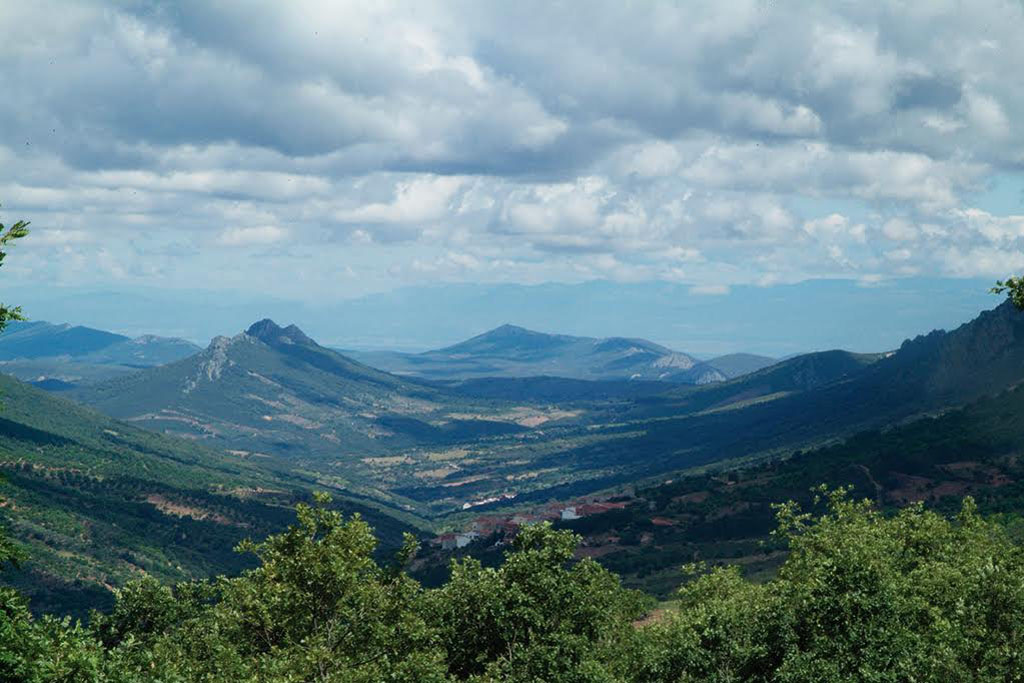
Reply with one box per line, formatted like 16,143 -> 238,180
3,1 -> 1024,312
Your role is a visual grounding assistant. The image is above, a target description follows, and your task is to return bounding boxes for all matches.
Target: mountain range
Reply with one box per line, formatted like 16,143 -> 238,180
345,324 -> 777,384
8,299 -> 1024,613
71,302 -> 1024,517
0,321 -> 200,389
11,278 -> 996,355
71,320 -> 580,508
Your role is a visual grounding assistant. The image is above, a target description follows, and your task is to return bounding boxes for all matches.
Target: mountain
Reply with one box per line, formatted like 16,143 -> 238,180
18,301 -> 1024,615
421,302 -> 1024,596
0,321 -> 128,358
0,373 -> 420,617
0,320 -> 200,389
443,301 -> 1024,513
652,353 -> 777,385
596,301 -> 1024,482
644,349 -> 883,416
72,320 -> 552,508
346,324 -> 707,383
77,319 -> 440,451
80,334 -> 202,366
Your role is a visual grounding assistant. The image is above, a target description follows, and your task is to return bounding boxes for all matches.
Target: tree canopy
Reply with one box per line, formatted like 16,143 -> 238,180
2,489 -> 1024,681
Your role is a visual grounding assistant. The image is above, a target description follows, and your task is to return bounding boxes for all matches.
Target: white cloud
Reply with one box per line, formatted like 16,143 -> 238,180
217,225 -> 288,246
882,218 -> 918,241
23,229 -> 91,246
4,1 -> 1024,295
884,248 -> 913,262
950,208 -> 1024,244
338,176 -> 465,224
942,246 -> 1024,277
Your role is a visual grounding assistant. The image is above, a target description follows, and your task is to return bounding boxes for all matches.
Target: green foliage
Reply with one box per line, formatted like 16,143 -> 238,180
0,205 -> 29,332
0,586 -> 104,683
429,522 -> 649,682
992,276 -> 1024,310
5,490 -> 1024,681
198,496 -> 445,681
630,489 -> 1024,682
87,495 -> 449,681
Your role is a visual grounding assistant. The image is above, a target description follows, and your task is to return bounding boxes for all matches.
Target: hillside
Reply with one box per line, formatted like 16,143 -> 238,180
701,352 -> 778,379
554,378 -> 1024,597
13,301 -> 1024,615
566,301 -> 1024,485
0,374 -> 421,616
77,320 -> 449,453
346,324 -> 711,382
0,320 -> 200,388
421,300 -> 1024,596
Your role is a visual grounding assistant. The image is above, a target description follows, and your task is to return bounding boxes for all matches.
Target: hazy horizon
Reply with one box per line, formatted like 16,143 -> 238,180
6,276 -> 999,357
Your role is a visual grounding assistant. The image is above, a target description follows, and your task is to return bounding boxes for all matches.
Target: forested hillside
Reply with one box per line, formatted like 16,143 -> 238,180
0,375 -> 421,617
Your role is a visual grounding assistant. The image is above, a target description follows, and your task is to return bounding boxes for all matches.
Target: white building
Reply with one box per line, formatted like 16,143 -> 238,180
560,507 -> 580,521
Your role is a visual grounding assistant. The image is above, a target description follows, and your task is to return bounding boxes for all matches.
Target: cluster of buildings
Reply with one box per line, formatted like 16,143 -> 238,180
434,498 -> 630,550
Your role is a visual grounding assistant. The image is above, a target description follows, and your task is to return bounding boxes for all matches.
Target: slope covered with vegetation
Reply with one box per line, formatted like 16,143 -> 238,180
0,374 -> 421,617
533,375 -> 1024,597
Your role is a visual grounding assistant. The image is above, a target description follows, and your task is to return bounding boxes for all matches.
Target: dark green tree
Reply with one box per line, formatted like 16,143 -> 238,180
98,493 -> 448,682
429,522 -> 649,682
628,488 -> 1024,682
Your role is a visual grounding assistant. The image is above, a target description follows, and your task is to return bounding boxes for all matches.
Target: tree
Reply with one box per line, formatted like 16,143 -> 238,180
100,493 -> 448,682
429,522 -> 649,682
630,488 -> 1024,682
0,205 -> 29,331
992,276 -> 1024,310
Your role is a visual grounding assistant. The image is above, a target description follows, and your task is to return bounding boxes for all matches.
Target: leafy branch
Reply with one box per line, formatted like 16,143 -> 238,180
992,276 -> 1024,310
0,205 -> 29,331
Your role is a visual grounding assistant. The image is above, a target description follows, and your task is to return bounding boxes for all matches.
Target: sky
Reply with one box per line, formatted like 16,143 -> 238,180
2,1 -> 1024,348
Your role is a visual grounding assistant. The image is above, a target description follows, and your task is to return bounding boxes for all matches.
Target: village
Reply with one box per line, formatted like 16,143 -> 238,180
432,497 -> 634,551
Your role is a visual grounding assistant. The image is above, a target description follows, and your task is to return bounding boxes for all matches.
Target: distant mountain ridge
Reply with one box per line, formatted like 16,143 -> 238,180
0,321 -> 127,358
346,324 -> 776,384
0,320 -> 200,388
73,303 -> 1024,529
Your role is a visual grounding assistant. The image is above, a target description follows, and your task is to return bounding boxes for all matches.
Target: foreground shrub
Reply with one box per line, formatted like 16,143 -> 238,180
5,488 -> 1024,681
630,488 -> 1024,682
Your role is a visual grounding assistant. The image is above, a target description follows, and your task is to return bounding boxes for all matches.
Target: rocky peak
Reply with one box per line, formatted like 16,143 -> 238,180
246,319 -> 284,341
245,319 -> 316,347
